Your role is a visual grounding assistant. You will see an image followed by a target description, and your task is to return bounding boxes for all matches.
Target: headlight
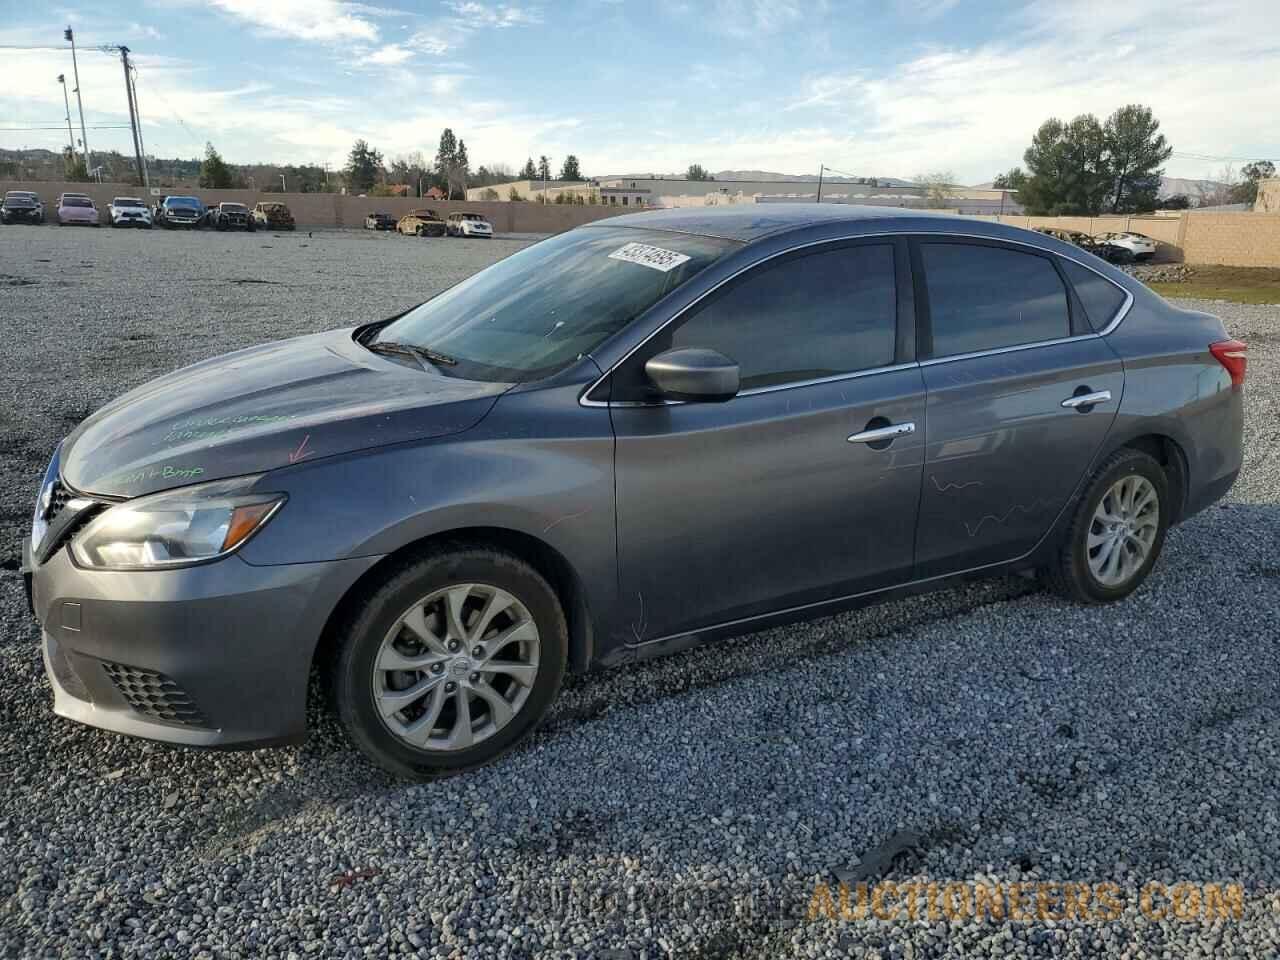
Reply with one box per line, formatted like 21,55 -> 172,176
71,476 -> 285,570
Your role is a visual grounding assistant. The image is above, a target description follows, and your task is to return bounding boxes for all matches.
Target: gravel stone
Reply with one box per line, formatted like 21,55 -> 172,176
0,227 -> 1277,958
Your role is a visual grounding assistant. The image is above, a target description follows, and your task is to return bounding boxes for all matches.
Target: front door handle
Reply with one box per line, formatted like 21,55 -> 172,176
848,421 -> 916,444
1061,389 -> 1112,410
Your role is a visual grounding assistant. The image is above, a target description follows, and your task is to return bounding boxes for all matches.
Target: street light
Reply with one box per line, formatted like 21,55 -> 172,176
280,174 -> 287,192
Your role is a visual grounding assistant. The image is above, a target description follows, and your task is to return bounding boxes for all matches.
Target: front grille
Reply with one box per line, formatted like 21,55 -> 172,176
102,662 -> 208,727
45,480 -> 73,524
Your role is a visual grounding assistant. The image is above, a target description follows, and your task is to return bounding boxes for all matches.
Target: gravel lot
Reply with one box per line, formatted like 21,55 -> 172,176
1,226 -> 1278,959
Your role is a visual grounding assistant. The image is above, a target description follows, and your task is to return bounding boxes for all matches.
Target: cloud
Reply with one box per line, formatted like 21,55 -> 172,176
206,0 -> 380,42
365,43 -> 414,65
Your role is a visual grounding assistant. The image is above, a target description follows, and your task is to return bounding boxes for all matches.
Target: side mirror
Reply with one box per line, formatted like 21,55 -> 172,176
644,347 -> 740,402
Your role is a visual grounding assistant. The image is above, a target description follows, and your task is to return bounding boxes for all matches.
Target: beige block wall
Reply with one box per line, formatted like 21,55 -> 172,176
1255,179 -> 1280,214
0,181 -> 629,234
1180,213 -> 1280,268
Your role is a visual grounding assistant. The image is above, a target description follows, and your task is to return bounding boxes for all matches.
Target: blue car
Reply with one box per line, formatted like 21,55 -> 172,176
159,196 -> 205,229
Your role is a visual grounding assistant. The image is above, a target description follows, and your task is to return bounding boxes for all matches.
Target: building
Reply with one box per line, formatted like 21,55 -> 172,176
464,179 -> 650,207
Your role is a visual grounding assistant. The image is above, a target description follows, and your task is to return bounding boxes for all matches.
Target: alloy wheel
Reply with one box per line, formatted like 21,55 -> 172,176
1087,475 -> 1160,587
371,583 -> 540,752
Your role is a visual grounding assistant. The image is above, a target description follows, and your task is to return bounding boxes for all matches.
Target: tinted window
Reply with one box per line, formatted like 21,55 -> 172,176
1060,259 -> 1127,331
922,243 -> 1069,356
666,244 -> 897,390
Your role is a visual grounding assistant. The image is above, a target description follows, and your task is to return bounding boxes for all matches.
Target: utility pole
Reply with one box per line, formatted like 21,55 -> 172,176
57,74 -> 77,167
816,164 -> 824,203
280,174 -> 287,192
117,47 -> 147,188
127,58 -> 150,188
64,27 -> 92,180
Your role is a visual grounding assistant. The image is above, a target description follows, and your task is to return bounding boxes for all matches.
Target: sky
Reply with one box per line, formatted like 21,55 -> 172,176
1,0 -> 1277,185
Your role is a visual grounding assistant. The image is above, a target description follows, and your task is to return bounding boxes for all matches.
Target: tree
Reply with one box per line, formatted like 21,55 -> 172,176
449,138 -> 470,198
913,170 -> 958,208
1018,114 -> 1111,215
520,157 -> 537,180
480,187 -> 499,200
992,167 -> 1026,192
1103,104 -> 1171,213
559,154 -> 582,181
508,186 -> 524,201
1230,160 -> 1277,204
62,147 -> 89,182
537,155 -> 551,182
199,142 -> 234,189
686,163 -> 713,181
344,139 -> 384,193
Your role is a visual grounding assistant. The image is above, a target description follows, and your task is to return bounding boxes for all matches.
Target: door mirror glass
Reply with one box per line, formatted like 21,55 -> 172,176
644,348 -> 739,402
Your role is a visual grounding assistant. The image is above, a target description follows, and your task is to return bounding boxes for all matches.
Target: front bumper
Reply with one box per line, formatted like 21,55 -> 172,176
2,208 -> 41,222
25,535 -> 380,748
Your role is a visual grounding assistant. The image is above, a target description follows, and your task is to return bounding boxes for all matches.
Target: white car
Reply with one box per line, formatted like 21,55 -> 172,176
446,212 -> 493,238
109,197 -> 153,229
1095,231 -> 1156,261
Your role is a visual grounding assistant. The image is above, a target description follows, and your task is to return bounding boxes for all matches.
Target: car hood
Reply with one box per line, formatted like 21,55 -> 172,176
61,328 -> 509,498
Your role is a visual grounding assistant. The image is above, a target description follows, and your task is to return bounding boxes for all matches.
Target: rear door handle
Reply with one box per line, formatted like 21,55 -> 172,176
848,422 -> 916,444
1061,390 -> 1112,409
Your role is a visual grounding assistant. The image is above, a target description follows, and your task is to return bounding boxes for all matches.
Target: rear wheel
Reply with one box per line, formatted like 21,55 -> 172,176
1042,448 -> 1168,603
330,546 -> 568,778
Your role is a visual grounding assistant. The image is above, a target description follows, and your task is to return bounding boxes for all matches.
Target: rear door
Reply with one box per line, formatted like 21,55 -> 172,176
608,239 -> 926,642
911,238 -> 1126,576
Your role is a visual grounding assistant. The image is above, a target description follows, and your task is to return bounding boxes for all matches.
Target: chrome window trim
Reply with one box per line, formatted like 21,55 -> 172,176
578,229 -> 1134,408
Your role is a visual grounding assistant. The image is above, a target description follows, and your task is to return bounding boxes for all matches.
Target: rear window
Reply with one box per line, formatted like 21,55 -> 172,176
63,197 -> 92,207
1061,259 -> 1127,331
922,242 -> 1070,357
221,203 -> 247,212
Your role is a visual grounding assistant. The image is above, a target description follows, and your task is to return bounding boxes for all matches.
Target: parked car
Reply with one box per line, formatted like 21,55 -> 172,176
397,208 -> 446,237
446,212 -> 493,238
253,202 -> 295,231
1,191 -> 44,224
210,202 -> 255,232
21,206 -> 1245,779
56,194 -> 100,227
1095,231 -> 1157,262
158,196 -> 206,229
1032,227 -> 1133,264
108,197 -> 152,229
365,211 -> 396,231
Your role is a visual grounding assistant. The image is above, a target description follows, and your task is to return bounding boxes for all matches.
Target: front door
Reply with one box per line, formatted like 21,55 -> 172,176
607,240 -> 926,643
910,238 -> 1125,576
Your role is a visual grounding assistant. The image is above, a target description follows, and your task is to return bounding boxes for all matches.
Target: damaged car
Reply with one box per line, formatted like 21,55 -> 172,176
397,208 -> 447,237
23,206 -> 1245,779
210,202 -> 255,232
253,202 -> 295,231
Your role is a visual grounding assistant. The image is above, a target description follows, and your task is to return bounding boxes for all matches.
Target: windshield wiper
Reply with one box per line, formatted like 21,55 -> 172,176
366,339 -> 458,368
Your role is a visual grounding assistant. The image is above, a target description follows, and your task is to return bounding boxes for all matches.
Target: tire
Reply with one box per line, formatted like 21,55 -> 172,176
330,545 -> 568,779
1041,448 -> 1169,604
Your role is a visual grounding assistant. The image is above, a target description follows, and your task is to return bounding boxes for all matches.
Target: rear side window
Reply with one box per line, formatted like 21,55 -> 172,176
921,243 -> 1069,357
666,244 -> 898,390
1060,259 -> 1127,331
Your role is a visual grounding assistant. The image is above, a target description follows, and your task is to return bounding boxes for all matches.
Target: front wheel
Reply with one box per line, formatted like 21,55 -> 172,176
330,546 -> 568,778
1042,448 -> 1169,603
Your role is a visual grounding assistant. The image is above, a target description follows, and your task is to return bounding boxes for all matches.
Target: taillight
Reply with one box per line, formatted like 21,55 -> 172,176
1210,339 -> 1247,387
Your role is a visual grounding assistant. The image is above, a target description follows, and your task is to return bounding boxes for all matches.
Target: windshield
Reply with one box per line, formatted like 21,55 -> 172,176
114,198 -> 144,207
221,203 -> 247,212
167,197 -> 199,208
373,226 -> 739,382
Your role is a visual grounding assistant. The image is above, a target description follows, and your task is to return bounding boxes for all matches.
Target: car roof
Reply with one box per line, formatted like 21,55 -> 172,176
113,197 -> 144,202
589,203 -> 970,242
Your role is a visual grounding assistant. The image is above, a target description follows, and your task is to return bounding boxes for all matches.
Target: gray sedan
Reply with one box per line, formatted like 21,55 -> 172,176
23,206 -> 1246,778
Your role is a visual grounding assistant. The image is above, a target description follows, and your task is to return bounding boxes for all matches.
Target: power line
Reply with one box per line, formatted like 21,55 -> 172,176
0,125 -> 132,131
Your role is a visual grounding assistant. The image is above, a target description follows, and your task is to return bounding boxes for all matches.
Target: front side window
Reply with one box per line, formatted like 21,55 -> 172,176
612,243 -> 897,397
921,242 -> 1069,357
374,227 -> 739,382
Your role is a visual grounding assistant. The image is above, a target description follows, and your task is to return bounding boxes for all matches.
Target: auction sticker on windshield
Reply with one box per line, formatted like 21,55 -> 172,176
608,242 -> 691,272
